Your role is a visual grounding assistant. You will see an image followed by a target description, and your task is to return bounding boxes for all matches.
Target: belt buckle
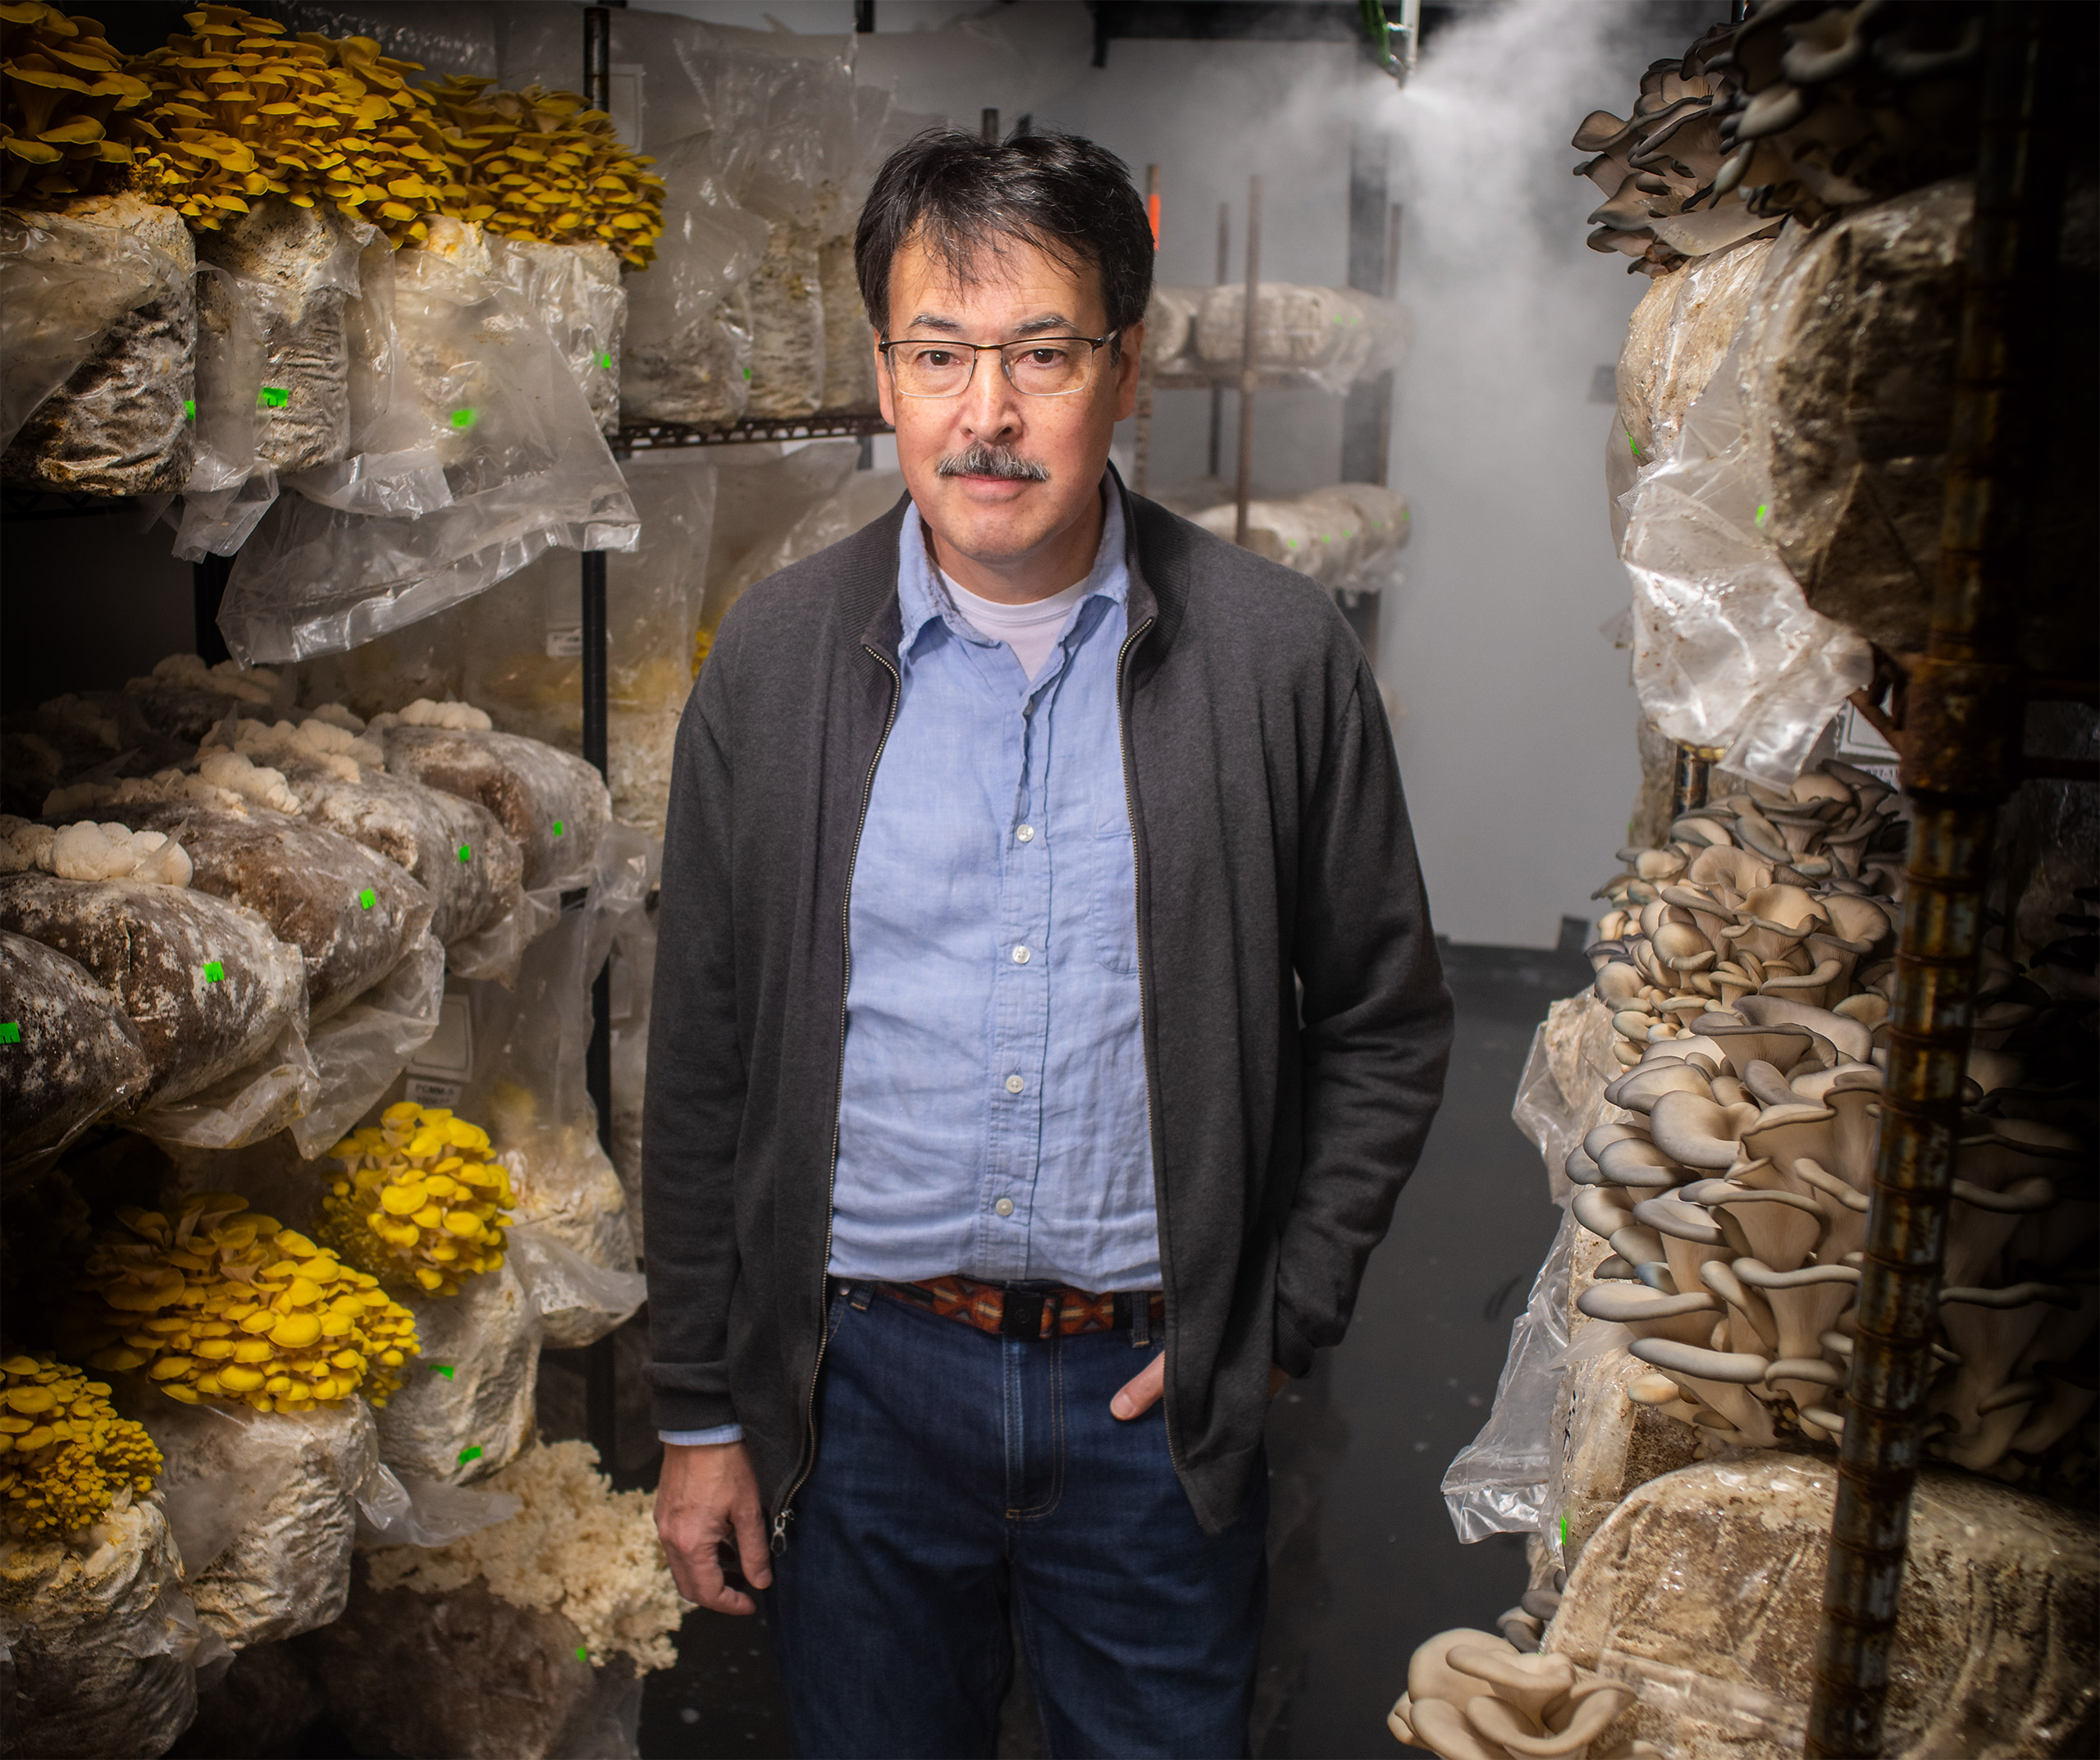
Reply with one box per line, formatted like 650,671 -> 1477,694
999,1287 -> 1049,1341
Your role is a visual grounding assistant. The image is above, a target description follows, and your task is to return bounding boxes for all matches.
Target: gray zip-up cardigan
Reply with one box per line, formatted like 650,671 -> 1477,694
641,473 -> 1453,1539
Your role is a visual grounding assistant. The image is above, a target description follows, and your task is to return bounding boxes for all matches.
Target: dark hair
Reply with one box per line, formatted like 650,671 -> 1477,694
853,129 -> 1154,351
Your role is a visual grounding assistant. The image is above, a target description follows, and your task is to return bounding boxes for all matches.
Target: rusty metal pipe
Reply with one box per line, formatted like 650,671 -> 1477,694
1805,6 -> 2061,1753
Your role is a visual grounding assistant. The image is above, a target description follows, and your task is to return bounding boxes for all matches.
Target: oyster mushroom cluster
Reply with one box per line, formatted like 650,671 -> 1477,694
0,1351 -> 161,1536
0,1 -> 155,203
423,76 -> 664,270
319,1102 -> 514,1298
1572,22 -> 1769,276
1707,0 -> 1990,226
130,7 -> 454,245
1390,1629 -> 1649,1760
1575,768 -> 2097,1478
1590,762 -> 1906,1063
62,1192 -> 421,1413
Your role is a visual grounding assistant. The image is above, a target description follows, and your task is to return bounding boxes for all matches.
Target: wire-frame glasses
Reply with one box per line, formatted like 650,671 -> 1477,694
879,334 -> 1117,399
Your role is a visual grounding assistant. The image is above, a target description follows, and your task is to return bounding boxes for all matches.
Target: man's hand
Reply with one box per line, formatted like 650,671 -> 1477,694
1111,1354 -> 1289,1419
655,1440 -> 773,1616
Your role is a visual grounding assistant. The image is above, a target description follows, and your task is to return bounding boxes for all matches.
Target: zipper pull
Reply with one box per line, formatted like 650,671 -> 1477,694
770,1508 -> 792,1554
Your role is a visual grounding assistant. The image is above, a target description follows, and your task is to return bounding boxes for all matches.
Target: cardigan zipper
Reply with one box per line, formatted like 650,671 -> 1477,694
772,641 -> 902,1554
1114,613 -> 1180,1478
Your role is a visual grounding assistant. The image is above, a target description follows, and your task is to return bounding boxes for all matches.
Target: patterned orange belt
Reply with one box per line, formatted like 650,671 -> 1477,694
843,1273 -> 1164,1342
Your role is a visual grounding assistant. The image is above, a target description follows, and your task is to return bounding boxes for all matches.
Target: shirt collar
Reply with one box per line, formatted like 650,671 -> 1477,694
896,474 -> 1129,661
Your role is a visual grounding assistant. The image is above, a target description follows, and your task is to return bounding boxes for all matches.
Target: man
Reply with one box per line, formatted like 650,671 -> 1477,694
644,129 -> 1451,1758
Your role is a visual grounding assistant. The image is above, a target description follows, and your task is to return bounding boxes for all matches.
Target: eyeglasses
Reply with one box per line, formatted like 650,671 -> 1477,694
879,334 -> 1117,399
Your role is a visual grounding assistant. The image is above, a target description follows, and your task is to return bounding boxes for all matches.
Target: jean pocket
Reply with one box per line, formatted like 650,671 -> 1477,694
1088,816 -> 1140,974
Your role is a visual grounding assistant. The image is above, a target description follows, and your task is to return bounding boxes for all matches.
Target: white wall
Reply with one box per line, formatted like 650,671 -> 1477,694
632,0 -> 1695,946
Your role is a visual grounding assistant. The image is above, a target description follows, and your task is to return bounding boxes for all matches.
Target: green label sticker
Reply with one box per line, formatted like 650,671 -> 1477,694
258,386 -> 289,409
183,398 -> 197,420
742,366 -> 753,382
1755,502 -> 1770,527
1560,1512 -> 1568,1547
358,887 -> 376,910
1626,431 -> 1640,459
432,1364 -> 455,1380
575,1645 -> 588,1662
202,961 -> 225,983
0,1022 -> 19,1045
599,352 -> 613,369
457,843 -> 472,864
551,819 -> 565,838
450,407 -> 477,430
458,1443 -> 483,1464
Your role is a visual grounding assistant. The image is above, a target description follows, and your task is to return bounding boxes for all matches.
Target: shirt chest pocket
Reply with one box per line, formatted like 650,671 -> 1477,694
1087,801 -> 1140,975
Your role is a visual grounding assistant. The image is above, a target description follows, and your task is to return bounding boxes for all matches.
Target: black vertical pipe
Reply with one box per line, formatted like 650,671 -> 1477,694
1806,6 -> 2058,1752
1207,201 -> 1229,480
854,0 -> 874,32
1233,176 -> 1261,547
581,2 -> 619,1479
1341,129 -> 1389,486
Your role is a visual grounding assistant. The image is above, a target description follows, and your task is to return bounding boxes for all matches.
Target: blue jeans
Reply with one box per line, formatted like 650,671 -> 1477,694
764,1282 -> 1268,1759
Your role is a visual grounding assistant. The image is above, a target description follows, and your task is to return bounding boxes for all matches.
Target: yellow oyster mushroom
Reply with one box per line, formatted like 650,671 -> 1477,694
0,1353 -> 161,1536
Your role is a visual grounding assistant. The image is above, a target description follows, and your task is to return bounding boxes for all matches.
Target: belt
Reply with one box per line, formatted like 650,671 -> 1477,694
836,1273 -> 1164,1343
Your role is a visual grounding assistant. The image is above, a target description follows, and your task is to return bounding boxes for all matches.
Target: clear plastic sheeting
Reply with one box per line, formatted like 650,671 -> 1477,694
130,1017 -> 320,1155
217,221 -> 639,667
377,723 -> 609,896
0,195 -> 189,460
292,930 -> 446,1158
1441,1205 -> 1577,1548
0,195 -> 196,498
508,1223 -> 648,1351
0,1491 -> 200,1760
1618,268 -> 1872,790
353,1460 -> 521,1550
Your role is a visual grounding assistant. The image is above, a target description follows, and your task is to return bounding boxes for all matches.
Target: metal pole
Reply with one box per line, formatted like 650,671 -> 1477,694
1376,199 -> 1401,483
981,108 -> 998,144
1208,201 -> 1229,481
581,0 -> 619,1479
854,0 -> 874,32
1132,164 -> 1159,495
1341,130 -> 1387,485
1806,7 -> 2057,1752
1234,176 -> 1261,547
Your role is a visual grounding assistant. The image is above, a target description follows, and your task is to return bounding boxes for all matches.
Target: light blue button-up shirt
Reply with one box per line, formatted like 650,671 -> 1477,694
826,481 -> 1159,1291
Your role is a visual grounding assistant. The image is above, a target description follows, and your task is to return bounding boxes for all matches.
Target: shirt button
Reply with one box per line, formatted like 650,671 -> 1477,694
1016,825 -> 1035,843
994,1198 -> 1015,1218
1011,944 -> 1030,964
1005,1074 -> 1025,1094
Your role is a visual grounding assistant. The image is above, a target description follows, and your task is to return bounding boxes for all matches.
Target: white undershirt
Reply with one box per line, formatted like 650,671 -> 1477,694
942,570 -> 1092,682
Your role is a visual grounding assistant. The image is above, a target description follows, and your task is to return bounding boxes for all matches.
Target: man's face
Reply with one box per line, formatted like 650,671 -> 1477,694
875,231 -> 1141,574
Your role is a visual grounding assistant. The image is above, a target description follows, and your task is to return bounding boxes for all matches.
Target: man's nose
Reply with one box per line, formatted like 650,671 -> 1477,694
959,350 -> 1023,446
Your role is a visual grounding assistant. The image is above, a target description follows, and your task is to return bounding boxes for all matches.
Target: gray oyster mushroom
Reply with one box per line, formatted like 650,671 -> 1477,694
1570,762 -> 2096,1478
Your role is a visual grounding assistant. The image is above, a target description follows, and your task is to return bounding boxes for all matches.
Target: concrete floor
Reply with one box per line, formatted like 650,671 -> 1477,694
635,940 -> 1585,1760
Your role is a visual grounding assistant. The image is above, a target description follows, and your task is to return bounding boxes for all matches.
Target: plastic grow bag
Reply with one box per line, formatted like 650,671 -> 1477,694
0,1491 -> 200,1760
0,194 -> 192,477
0,873 -> 308,1113
216,221 -> 639,667
507,1223 -> 647,1351
378,724 -> 609,898
0,928 -> 152,1171
620,137 -> 767,427
143,1396 -> 378,1651
372,1256 -> 541,1488
121,802 -> 436,1025
0,195 -> 195,498
490,238 -> 625,437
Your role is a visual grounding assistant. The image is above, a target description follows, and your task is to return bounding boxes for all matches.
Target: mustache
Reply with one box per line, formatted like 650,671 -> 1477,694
935,441 -> 1050,482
